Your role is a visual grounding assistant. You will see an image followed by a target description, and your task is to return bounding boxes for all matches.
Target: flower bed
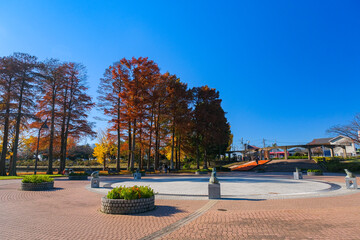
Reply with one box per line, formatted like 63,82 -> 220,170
101,186 -> 155,214
307,169 -> 323,176
21,175 -> 54,191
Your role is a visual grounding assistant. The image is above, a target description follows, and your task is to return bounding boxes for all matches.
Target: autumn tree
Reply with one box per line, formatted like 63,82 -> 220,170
98,62 -> 127,171
98,57 -> 160,171
9,53 -> 39,176
93,130 -> 116,170
165,73 -> 192,169
57,62 -> 95,174
0,56 -> 18,175
191,86 -> 230,169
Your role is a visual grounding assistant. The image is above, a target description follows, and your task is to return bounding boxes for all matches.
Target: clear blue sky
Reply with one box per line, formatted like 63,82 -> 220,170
1,0 -> 359,148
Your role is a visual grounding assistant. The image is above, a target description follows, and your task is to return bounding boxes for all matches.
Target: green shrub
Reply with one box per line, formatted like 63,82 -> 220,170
307,169 -> 323,173
182,163 -> 191,170
22,175 -> 54,183
69,172 -> 88,176
106,185 -> 155,200
288,156 -> 308,159
196,169 -> 210,172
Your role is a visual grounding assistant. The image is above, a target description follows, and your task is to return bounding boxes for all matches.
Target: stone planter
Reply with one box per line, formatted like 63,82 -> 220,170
195,171 -> 209,175
68,175 -> 88,180
101,196 -> 155,214
307,172 -> 323,176
21,182 -> 54,191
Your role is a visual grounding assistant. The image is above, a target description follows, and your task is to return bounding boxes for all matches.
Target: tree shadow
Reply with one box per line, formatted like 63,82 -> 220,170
220,197 -> 266,201
135,205 -> 184,217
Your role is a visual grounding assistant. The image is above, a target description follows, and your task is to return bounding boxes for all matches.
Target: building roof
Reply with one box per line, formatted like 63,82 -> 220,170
329,135 -> 354,143
307,138 -> 332,145
288,147 -> 307,153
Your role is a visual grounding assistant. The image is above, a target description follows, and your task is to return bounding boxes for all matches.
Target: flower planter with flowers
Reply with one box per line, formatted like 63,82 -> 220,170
307,169 -> 323,176
68,172 -> 88,180
101,186 -> 155,214
21,175 -> 54,191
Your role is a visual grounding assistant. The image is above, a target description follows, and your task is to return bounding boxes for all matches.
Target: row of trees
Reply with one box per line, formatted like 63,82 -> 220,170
96,57 -> 231,171
0,53 -> 94,176
0,53 -> 231,175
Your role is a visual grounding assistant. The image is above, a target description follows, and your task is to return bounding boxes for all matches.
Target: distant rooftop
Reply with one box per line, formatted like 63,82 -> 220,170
307,138 -> 332,145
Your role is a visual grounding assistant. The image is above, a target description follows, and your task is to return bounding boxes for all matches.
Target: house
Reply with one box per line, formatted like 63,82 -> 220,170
329,135 -> 356,157
307,136 -> 356,157
269,148 -> 288,159
288,147 -> 307,156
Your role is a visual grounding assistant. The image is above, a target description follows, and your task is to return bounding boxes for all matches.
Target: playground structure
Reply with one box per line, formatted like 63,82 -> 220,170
226,142 -> 351,161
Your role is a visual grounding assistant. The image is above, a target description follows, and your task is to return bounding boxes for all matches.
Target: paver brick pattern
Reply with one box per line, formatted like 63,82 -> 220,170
0,179 -> 205,240
1,174 -> 360,239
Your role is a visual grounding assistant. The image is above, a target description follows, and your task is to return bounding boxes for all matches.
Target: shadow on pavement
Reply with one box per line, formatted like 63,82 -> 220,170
136,205 -> 184,217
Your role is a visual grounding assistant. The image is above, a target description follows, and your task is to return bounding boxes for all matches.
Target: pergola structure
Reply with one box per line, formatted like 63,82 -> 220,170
226,142 -> 351,161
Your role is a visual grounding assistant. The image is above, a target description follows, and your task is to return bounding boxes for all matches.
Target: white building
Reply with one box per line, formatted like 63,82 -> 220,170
307,135 -> 356,157
329,135 -> 356,157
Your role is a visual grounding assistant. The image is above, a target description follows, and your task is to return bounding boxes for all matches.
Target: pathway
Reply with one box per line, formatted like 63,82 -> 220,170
0,173 -> 359,239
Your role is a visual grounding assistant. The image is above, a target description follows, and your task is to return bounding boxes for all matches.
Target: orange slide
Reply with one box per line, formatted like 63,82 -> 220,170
231,160 -> 270,171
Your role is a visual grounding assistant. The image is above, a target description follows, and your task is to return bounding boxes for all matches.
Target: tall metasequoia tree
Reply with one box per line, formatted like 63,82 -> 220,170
58,62 -> 95,173
0,56 -> 18,175
165,74 -> 192,169
192,86 -> 230,169
98,62 -> 127,172
37,59 -> 66,174
98,57 -> 160,171
96,57 -> 230,171
9,53 -> 39,176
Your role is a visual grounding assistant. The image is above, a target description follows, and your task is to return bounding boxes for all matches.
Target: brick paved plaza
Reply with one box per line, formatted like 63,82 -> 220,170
1,173 -> 360,240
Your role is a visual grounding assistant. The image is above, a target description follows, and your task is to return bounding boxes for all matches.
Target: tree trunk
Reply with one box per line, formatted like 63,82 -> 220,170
47,87 -> 56,174
130,119 -> 136,171
170,124 -> 175,169
127,122 -> 131,170
116,104 -> 121,172
175,137 -> 178,170
147,111 -> 154,170
178,136 -> 181,170
59,85 -> 68,174
9,77 -> 26,176
196,137 -> 200,169
203,149 -> 208,169
0,88 -> 11,176
154,104 -> 161,170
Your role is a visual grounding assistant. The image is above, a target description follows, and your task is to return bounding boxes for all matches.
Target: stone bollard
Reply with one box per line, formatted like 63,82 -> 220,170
91,171 -> 100,188
208,183 -> 221,199
345,177 -> 358,189
344,169 -> 358,189
293,167 -> 303,180
134,169 -> 142,180
208,168 -> 221,199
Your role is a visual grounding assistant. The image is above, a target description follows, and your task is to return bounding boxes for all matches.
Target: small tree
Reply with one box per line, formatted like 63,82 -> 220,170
327,113 -> 360,144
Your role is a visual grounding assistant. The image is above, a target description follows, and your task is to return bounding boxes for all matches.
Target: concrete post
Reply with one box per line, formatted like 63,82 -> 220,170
284,146 -> 288,160
343,147 -> 347,158
330,147 -> 334,157
307,147 -> 312,160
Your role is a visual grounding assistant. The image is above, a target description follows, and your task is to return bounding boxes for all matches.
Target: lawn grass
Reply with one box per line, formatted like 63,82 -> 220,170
0,174 -> 64,180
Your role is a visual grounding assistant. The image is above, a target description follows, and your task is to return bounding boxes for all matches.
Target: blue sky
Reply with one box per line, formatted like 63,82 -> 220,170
0,0 -> 359,149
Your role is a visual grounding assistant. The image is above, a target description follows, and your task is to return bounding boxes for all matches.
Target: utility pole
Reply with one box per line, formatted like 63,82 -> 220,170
240,138 -> 244,161
263,138 -> 266,148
